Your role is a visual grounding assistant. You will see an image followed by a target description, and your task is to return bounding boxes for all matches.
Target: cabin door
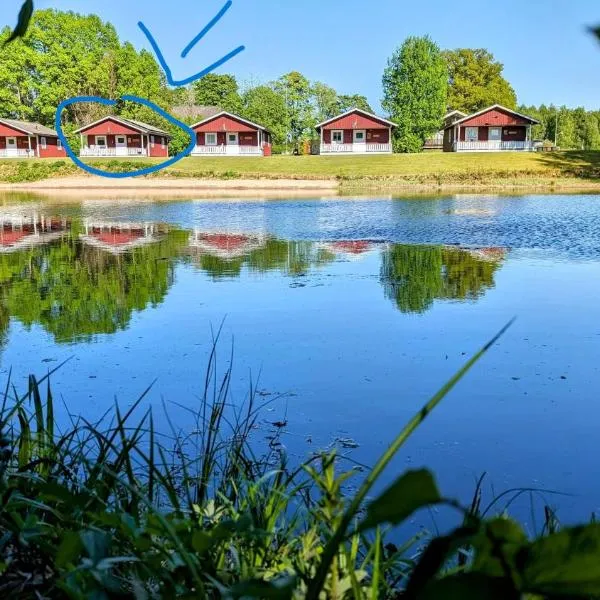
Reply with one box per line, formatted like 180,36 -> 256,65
95,136 -> 107,155
226,132 -> 239,155
353,130 -> 366,149
115,135 -> 128,156
5,137 -> 17,157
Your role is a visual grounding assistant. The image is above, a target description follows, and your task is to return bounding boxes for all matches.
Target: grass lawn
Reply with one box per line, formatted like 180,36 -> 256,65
1,150 -> 599,185
120,150 -> 600,182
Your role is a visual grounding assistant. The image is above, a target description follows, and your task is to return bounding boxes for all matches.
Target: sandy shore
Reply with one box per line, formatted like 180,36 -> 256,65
0,175 -> 338,193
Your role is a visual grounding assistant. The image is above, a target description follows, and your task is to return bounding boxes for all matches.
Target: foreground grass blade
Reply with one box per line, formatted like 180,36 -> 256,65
306,319 -> 515,599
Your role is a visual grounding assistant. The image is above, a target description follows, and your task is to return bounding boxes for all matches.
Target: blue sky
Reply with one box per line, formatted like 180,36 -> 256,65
1,0 -> 599,110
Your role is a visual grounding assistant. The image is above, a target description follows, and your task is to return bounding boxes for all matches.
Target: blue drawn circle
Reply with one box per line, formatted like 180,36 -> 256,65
55,95 -> 196,179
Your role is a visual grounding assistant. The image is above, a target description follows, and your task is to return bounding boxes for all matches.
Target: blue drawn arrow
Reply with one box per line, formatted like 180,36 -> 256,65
138,0 -> 245,87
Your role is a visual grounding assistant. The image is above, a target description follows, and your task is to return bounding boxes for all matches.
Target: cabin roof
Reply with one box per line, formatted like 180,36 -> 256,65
75,116 -> 171,137
315,108 -> 397,130
190,111 -> 270,132
448,104 -> 540,127
0,118 -> 58,136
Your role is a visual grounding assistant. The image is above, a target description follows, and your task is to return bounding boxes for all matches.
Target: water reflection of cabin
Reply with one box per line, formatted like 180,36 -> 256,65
0,214 -> 71,252
321,241 -> 378,260
79,222 -> 164,254
188,231 -> 266,260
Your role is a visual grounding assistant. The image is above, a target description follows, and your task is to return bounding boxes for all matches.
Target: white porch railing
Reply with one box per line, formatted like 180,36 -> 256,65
454,141 -> 535,152
80,146 -> 149,157
0,149 -> 34,158
320,143 -> 392,154
192,145 -> 263,156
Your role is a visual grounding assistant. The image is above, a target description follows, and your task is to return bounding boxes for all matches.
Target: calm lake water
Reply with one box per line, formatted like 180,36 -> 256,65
1,193 -> 599,529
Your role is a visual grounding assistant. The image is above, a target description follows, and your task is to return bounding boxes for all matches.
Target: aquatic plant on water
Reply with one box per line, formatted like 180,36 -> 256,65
1,326 -> 600,598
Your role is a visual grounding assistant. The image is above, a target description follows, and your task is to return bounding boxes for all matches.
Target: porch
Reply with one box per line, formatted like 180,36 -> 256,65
454,140 -> 537,152
0,135 -> 37,158
320,142 -> 392,154
80,145 -> 149,157
192,144 -> 264,156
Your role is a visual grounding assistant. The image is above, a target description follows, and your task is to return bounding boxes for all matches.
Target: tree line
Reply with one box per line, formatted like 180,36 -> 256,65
0,9 -> 598,154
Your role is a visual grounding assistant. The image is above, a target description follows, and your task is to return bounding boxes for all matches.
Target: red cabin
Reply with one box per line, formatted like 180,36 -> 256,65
0,119 -> 66,159
76,117 -> 171,158
191,111 -> 272,156
315,108 -> 396,155
443,105 -> 539,152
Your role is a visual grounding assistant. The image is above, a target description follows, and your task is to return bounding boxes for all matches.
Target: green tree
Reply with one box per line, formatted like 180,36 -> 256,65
0,28 -> 37,120
337,94 -> 373,114
274,71 -> 314,148
192,73 -> 242,113
443,48 -> 517,113
0,9 -> 171,130
24,10 -> 121,125
382,36 -> 448,153
0,225 -> 188,343
312,82 -> 340,122
241,85 -> 287,146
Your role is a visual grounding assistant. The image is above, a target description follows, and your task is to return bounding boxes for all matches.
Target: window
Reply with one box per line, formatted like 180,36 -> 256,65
354,131 -> 365,141
6,137 -> 16,147
116,136 -> 125,144
331,130 -> 343,143
96,136 -> 107,147
161,137 -> 165,148
465,127 -> 478,142
40,136 -> 47,149
205,133 -> 217,145
150,135 -> 155,147
228,133 -> 238,144
57,138 -> 62,149
489,127 -> 501,141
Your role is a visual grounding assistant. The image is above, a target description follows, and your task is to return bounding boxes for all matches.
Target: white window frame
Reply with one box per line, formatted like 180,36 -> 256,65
331,130 -> 344,144
6,137 -> 16,147
150,135 -> 155,147
227,132 -> 239,145
465,127 -> 479,142
205,132 -> 217,146
161,137 -> 165,148
95,135 -> 107,147
40,136 -> 47,149
488,127 -> 502,141
116,135 -> 126,145
57,138 -> 62,149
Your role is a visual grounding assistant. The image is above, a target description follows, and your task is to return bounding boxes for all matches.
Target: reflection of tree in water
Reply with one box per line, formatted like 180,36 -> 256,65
0,228 -> 188,343
381,244 -> 505,314
189,237 -> 336,279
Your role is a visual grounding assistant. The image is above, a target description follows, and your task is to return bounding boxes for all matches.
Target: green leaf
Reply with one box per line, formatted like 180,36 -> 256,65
521,524 -> 600,596
5,0 -> 33,45
416,573 -> 519,599
228,576 -> 297,599
81,530 -> 110,564
472,517 -> 528,579
56,531 -> 83,568
359,469 -> 441,531
192,530 -> 213,554
405,525 -> 480,598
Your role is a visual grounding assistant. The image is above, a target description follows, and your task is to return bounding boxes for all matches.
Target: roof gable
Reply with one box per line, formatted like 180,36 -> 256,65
191,111 -> 269,133
448,105 -> 539,128
316,108 -> 396,130
75,116 -> 170,137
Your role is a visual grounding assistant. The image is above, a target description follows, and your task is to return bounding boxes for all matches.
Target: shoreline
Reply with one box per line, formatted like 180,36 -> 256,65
0,174 -> 599,199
